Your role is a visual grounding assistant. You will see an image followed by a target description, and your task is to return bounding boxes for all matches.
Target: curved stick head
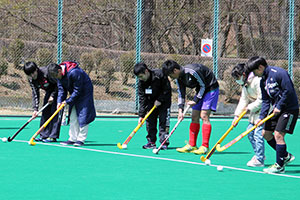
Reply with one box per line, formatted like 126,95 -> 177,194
117,143 -> 123,149
216,144 -> 224,152
28,139 -> 36,146
7,137 -> 12,142
200,156 -> 206,162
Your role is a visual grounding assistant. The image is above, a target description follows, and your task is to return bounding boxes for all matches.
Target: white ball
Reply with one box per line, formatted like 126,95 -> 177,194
2,137 -> 7,142
217,166 -> 224,171
152,149 -> 158,154
122,144 -> 127,149
205,159 -> 211,165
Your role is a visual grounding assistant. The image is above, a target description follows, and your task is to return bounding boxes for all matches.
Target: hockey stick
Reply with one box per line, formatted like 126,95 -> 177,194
216,113 -> 275,152
28,103 -> 66,146
153,105 -> 190,154
7,103 -> 50,142
117,105 -> 157,149
200,109 -> 247,162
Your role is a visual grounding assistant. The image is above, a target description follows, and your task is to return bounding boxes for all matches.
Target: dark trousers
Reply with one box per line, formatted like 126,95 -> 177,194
146,103 -> 170,144
39,92 -> 63,139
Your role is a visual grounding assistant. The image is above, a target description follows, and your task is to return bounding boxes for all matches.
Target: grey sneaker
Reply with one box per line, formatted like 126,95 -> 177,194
263,163 -> 285,174
283,153 -> 295,166
247,156 -> 264,167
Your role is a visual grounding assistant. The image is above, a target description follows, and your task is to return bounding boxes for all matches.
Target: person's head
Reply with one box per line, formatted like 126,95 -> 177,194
246,56 -> 268,77
231,63 -> 246,85
133,62 -> 150,82
47,63 -> 63,79
23,62 -> 38,80
162,60 -> 181,79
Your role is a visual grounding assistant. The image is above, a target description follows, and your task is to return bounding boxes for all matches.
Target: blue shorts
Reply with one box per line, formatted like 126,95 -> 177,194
192,88 -> 219,112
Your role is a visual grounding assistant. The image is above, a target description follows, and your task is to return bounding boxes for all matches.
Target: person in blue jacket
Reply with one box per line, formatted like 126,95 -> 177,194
246,56 -> 299,173
48,61 -> 96,147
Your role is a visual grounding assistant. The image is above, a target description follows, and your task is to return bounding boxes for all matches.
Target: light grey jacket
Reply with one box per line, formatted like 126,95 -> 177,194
234,73 -> 262,124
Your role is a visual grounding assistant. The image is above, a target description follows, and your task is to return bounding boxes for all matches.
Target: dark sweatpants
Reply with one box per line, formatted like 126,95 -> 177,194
39,92 -> 63,139
145,103 -> 170,145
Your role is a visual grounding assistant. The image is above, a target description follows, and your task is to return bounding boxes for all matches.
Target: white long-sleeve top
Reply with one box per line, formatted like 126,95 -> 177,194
234,73 -> 262,124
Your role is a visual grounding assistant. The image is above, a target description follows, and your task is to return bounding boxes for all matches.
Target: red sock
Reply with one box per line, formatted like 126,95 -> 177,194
202,123 -> 212,148
189,123 -> 200,146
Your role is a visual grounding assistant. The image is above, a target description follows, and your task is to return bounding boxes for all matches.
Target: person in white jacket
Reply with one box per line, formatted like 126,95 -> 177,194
231,63 -> 264,167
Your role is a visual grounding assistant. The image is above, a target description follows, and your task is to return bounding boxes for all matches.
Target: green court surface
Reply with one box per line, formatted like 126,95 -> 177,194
0,116 -> 300,200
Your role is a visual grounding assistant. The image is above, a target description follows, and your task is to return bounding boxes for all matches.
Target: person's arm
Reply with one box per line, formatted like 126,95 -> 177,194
259,81 -> 271,119
57,79 -> 67,104
156,75 -> 171,104
176,79 -> 186,110
276,71 -> 294,111
247,78 -> 262,113
29,80 -> 39,111
65,70 -> 84,105
190,71 -> 206,104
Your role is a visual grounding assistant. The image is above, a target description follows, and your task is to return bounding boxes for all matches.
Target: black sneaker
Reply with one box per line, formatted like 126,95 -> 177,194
74,141 -> 84,147
142,142 -> 156,149
43,138 -> 57,143
35,137 -> 45,142
60,140 -> 75,145
283,153 -> 295,166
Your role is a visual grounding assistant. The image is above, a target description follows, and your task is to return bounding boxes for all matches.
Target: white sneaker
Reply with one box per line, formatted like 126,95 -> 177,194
247,156 -> 264,167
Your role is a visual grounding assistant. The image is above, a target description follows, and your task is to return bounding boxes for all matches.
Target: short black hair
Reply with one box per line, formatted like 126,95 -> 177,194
162,60 -> 181,76
231,63 -> 245,79
23,61 -> 38,75
246,56 -> 268,72
47,63 -> 61,77
133,62 -> 148,76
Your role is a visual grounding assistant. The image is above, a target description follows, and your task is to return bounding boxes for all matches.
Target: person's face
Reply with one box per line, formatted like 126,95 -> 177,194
253,65 -> 265,77
51,69 -> 63,80
27,69 -> 38,80
235,74 -> 244,85
137,69 -> 150,82
168,68 -> 180,79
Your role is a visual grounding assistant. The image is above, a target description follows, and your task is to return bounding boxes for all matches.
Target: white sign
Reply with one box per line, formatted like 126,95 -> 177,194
201,39 -> 213,57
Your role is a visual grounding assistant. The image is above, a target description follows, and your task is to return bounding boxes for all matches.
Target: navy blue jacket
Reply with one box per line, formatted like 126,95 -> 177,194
176,64 -> 219,109
259,66 -> 299,119
57,61 -> 96,127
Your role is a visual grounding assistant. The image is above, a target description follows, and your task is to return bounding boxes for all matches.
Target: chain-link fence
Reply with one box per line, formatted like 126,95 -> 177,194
0,0 -> 299,115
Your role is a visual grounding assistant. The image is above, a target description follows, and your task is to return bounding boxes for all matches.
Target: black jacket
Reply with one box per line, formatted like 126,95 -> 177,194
138,69 -> 171,117
177,64 -> 219,109
28,66 -> 58,111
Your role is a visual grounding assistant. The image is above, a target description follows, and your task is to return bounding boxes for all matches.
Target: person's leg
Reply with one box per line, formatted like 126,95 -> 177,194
190,109 -> 201,146
200,109 -> 211,148
274,131 -> 287,167
176,108 -> 199,153
247,123 -> 256,153
143,109 -> 158,149
254,125 -> 264,163
76,124 -> 89,143
158,105 -> 170,146
39,94 -> 52,139
48,94 -> 63,139
68,106 -> 79,142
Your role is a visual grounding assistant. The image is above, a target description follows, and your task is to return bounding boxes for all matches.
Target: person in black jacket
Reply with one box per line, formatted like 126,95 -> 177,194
162,60 -> 219,155
246,56 -> 298,173
23,61 -> 62,142
134,62 -> 171,149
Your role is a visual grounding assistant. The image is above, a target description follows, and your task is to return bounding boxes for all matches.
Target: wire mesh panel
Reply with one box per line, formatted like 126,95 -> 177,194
0,0 -> 299,115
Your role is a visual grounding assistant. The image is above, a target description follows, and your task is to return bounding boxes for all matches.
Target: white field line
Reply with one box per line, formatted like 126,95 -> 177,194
2,138 -> 300,179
